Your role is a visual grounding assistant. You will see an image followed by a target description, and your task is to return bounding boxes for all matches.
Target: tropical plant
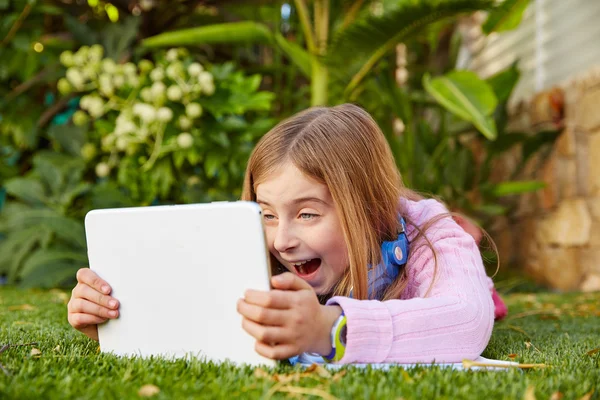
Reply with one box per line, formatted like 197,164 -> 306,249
0,152 -> 89,287
140,0 -> 507,107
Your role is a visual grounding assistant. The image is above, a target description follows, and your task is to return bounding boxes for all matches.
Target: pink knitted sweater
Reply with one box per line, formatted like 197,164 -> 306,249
326,198 -> 495,363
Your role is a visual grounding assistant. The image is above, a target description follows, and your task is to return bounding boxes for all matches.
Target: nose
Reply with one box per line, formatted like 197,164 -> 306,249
273,221 -> 299,254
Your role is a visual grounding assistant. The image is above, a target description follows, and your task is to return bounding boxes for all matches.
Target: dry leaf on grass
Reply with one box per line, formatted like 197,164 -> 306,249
53,345 -> 61,352
524,385 -> 536,400
549,392 -> 563,400
507,354 -> 518,359
30,348 -> 41,356
585,348 -> 599,356
462,359 -> 546,370
138,384 -> 160,397
12,321 -> 32,326
8,304 -> 36,311
579,389 -> 595,400
49,289 -> 69,304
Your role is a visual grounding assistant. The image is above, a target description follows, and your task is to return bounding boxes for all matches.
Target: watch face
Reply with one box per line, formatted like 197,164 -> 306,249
340,324 -> 347,346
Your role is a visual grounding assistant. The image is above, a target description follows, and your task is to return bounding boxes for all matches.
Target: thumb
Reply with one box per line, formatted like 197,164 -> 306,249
271,272 -> 311,291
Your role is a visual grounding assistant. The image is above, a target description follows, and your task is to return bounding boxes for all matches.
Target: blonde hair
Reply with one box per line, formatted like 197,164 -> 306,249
242,103 -> 440,300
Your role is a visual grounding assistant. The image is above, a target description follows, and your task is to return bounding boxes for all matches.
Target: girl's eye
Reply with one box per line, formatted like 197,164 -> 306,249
263,214 -> 276,221
299,213 -> 317,220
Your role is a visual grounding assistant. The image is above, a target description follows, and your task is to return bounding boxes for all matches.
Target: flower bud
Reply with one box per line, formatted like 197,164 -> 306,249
59,51 -> 74,67
187,63 -> 203,77
198,72 -> 215,95
166,85 -> 183,101
156,107 -> 173,122
141,87 -> 153,102
113,74 -> 125,88
81,143 -> 97,160
72,110 -> 89,127
123,62 -> 137,76
66,68 -> 85,90
166,49 -> 179,62
150,68 -> 164,82
166,62 -> 183,80
177,132 -> 193,149
178,115 -> 192,130
57,78 -> 72,95
95,162 -> 110,178
139,59 -> 153,73
98,74 -> 114,97
116,137 -> 128,151
186,103 -> 202,119
150,81 -> 166,98
101,58 -> 116,74
89,44 -> 104,62
133,103 -> 156,123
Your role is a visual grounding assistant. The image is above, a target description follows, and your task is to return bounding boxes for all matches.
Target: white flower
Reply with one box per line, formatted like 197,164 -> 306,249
123,62 -> 137,76
166,85 -> 183,101
393,118 -> 405,135
156,107 -> 173,122
186,103 -> 202,119
114,114 -> 137,136
178,115 -> 192,130
133,103 -> 156,123
187,63 -> 203,77
66,68 -> 85,90
101,58 -> 116,74
113,74 -> 125,88
150,81 -> 166,98
150,67 -> 164,82
166,49 -> 179,62
81,95 -> 104,118
140,87 -> 153,102
57,78 -> 71,95
177,132 -> 193,148
89,44 -> 104,62
59,51 -> 74,67
101,134 -> 115,150
116,137 -> 128,151
187,176 -> 200,186
198,71 -> 215,95
98,74 -> 114,97
139,59 -> 153,73
166,62 -> 184,80
95,162 -> 110,178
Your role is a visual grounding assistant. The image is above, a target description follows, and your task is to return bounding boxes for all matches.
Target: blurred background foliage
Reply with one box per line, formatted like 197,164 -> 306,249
0,0 -> 555,288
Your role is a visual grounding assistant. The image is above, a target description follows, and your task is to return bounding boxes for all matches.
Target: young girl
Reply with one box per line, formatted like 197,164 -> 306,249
68,104 -> 506,364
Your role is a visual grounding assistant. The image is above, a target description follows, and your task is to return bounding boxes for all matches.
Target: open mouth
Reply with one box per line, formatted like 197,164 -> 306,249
292,258 -> 322,278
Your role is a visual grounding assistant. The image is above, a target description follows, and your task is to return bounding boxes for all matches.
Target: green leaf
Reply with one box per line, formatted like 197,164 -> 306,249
19,259 -> 82,288
204,153 -> 221,178
64,15 -> 99,46
142,22 -> 273,48
490,180 -> 545,197
474,203 -> 509,216
19,249 -> 88,281
486,62 -> 520,104
4,177 -> 46,206
423,71 -> 498,140
48,122 -> 87,157
273,33 -> 312,78
330,0 -> 496,93
483,0 -> 531,34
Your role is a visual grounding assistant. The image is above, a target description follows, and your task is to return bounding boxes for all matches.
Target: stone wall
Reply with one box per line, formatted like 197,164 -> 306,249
492,66 -> 600,292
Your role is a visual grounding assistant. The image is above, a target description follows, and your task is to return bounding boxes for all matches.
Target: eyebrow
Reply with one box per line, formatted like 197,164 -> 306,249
257,197 -> 329,207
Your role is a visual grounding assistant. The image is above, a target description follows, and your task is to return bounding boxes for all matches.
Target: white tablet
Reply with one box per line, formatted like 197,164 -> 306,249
84,201 -> 275,366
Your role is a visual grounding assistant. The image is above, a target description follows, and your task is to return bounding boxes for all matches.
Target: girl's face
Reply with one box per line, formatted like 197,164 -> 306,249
256,162 -> 349,295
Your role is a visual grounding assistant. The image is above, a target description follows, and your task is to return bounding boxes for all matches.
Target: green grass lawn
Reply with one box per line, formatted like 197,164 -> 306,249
0,281 -> 599,400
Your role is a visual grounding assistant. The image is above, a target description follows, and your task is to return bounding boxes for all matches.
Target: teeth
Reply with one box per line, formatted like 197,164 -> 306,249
299,265 -> 306,274
292,259 -> 312,267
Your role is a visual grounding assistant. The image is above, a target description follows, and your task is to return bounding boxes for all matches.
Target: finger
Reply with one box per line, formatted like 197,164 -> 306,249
244,289 -> 291,309
73,284 -> 119,309
241,318 -> 286,344
68,313 -> 108,330
271,272 -> 313,291
237,299 -> 286,326
76,268 -> 111,295
255,341 -> 300,360
69,298 -> 119,319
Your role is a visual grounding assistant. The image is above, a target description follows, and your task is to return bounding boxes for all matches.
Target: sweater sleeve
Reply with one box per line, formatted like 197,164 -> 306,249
326,211 -> 494,364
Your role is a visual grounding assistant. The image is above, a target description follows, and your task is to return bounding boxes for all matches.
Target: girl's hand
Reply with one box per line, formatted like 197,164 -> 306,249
67,268 -> 120,341
237,272 -> 342,360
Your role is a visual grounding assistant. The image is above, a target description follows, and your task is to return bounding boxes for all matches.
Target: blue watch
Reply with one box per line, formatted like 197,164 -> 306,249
323,311 -> 347,363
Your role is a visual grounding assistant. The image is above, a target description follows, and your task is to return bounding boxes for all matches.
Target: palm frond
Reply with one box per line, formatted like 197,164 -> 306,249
326,0 -> 496,94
